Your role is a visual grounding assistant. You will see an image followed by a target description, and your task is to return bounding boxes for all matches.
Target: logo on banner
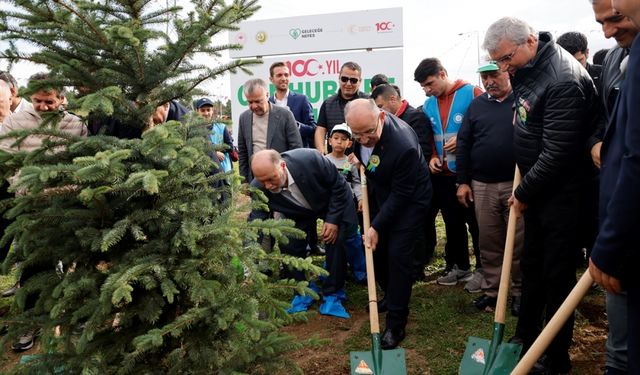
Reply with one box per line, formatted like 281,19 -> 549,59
289,27 -> 324,39
289,28 -> 301,39
375,21 -> 395,32
255,31 -> 267,43
235,32 -> 246,45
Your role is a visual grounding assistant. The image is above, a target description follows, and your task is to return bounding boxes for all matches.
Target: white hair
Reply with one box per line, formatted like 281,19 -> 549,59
243,78 -> 269,96
483,17 -> 537,53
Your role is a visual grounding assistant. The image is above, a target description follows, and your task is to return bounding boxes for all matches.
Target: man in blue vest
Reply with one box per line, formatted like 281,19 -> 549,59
413,58 -> 482,288
196,97 -> 233,173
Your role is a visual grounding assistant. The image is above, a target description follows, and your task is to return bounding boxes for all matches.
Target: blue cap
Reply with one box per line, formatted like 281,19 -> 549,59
195,97 -> 215,109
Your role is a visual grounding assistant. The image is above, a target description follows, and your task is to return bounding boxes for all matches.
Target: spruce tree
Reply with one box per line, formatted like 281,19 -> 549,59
0,1 -> 324,373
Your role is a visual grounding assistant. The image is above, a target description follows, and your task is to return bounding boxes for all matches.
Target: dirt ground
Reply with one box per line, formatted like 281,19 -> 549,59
282,287 -> 608,375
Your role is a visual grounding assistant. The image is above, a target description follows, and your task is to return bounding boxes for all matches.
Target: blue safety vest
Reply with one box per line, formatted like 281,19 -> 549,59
209,123 -> 232,172
423,84 -> 474,173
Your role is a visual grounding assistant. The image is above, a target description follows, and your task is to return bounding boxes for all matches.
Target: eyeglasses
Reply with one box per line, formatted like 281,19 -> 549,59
340,76 -> 360,85
493,44 -> 521,66
352,115 -> 381,139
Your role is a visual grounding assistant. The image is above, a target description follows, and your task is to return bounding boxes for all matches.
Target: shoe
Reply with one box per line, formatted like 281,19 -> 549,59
319,295 -> 350,318
511,295 -> 521,317
365,297 -> 388,313
437,265 -> 472,286
332,288 -> 347,302
286,294 -> 314,314
380,327 -> 405,350
11,328 -> 42,352
464,268 -> 483,293
1,282 -> 19,297
604,366 -> 627,375
473,294 -> 497,311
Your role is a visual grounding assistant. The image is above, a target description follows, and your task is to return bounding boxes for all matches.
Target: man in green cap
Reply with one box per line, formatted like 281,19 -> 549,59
455,63 -> 523,316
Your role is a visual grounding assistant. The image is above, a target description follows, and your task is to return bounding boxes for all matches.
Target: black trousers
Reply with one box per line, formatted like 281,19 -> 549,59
375,219 -> 426,331
280,216 -> 347,296
425,174 -> 478,271
515,190 -> 581,369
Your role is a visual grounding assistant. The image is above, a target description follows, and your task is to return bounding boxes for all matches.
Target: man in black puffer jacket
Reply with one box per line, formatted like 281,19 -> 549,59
483,17 -> 598,375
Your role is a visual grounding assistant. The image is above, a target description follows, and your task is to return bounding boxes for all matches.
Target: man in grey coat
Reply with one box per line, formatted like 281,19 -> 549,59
237,78 -> 302,183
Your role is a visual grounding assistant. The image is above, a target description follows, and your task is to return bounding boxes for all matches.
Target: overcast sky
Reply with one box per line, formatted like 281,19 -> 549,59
0,0 -> 614,107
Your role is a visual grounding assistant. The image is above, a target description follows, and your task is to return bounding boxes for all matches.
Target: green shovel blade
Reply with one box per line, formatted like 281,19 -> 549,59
459,336 -> 522,375
350,348 -> 406,375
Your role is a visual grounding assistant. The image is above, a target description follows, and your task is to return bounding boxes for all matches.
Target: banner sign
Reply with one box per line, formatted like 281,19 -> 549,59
229,8 -> 402,58
229,49 -> 403,139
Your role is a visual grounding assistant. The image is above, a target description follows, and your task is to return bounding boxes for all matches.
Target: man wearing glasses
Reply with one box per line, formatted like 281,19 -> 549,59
314,61 -> 368,154
346,98 -> 432,349
483,17 -> 598,374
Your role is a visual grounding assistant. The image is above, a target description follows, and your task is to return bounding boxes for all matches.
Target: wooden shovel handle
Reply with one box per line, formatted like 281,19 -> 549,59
360,165 -> 380,334
511,271 -> 594,374
495,166 -> 521,324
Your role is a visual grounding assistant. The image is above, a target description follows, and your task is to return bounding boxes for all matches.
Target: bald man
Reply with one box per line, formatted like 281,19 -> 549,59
250,148 -> 358,318
346,98 -> 432,349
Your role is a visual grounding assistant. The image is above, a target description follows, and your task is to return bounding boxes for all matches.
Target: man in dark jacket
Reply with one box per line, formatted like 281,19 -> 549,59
589,1 -> 640,373
346,98 -> 432,349
370,83 -> 433,280
557,31 -> 602,89
484,17 -> 598,374
589,15 -> 640,374
250,148 -> 357,319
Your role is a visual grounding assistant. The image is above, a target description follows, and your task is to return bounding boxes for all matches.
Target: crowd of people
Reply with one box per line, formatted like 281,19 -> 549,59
242,4 -> 639,374
1,1 -> 639,374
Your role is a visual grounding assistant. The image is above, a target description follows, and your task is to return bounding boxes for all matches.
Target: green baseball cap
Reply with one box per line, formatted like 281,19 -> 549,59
477,63 -> 499,73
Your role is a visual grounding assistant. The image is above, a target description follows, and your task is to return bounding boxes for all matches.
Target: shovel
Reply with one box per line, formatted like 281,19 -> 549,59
350,165 -> 406,375
459,167 -> 523,375
511,271 -> 594,374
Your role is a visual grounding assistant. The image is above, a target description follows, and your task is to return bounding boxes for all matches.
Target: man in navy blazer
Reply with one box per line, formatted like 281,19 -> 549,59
347,98 -> 432,349
268,62 -> 316,148
589,32 -> 640,375
237,78 -> 302,183
250,149 -> 358,318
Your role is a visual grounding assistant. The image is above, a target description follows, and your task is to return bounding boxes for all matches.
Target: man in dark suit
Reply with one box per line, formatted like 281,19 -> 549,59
346,98 -> 432,349
237,78 -> 302,183
589,27 -> 640,375
370,83 -> 434,281
250,148 -> 358,318
268,62 -> 316,148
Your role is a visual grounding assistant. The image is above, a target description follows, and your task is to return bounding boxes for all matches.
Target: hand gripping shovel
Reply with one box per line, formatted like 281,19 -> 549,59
350,165 -> 407,375
459,167 -> 523,375
510,271 -> 594,374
